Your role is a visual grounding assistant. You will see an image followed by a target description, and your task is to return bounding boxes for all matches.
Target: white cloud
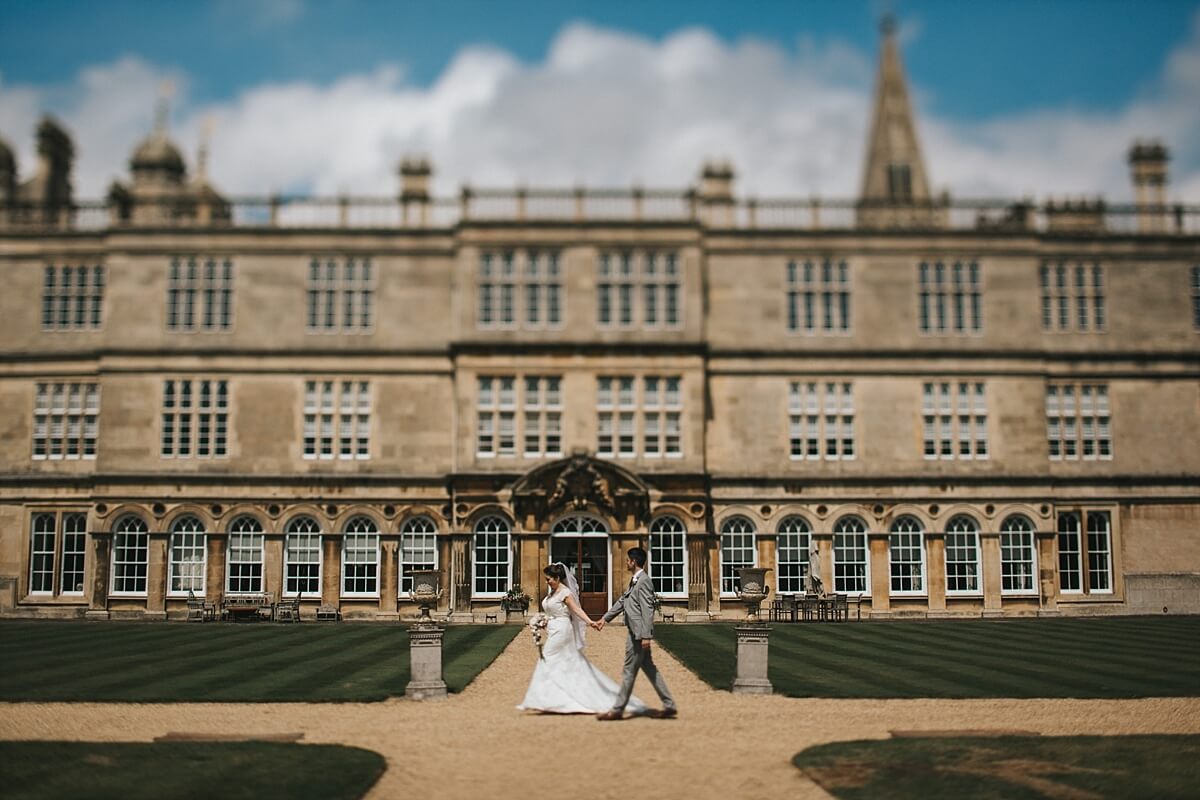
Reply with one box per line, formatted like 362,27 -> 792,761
1,16 -> 1197,204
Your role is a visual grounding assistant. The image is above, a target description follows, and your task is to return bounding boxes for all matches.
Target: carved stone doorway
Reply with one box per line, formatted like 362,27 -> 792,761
550,515 -> 610,618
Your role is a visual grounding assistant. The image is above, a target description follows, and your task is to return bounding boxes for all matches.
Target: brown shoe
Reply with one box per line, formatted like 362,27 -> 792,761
596,710 -> 623,721
652,707 -> 678,719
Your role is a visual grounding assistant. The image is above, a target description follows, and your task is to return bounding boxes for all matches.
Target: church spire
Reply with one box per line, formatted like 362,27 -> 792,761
858,15 -> 936,227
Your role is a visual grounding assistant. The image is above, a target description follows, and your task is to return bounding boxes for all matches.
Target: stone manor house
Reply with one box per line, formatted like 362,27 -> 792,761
1,21 -> 1198,622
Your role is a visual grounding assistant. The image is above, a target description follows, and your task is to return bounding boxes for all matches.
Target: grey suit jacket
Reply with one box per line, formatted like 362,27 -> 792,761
602,571 -> 656,640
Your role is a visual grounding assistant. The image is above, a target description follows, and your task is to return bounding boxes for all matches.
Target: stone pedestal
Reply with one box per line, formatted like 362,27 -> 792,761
406,624 -> 448,701
731,624 -> 773,695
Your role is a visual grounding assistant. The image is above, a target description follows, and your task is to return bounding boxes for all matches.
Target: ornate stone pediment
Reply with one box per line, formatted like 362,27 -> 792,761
511,453 -> 650,529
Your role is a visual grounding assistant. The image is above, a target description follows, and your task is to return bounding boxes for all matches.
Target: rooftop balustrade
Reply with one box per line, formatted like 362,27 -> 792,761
1,189 -> 1197,235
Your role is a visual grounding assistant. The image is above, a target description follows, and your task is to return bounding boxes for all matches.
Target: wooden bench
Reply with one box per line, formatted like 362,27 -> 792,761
484,613 -> 498,623
315,604 -> 341,622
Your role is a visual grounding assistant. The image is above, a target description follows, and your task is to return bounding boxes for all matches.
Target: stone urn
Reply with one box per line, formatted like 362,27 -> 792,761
736,566 -> 772,623
408,569 -> 443,626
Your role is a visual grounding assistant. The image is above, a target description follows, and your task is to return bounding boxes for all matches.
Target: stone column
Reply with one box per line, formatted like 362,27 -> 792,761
207,535 -> 227,603
981,532 -> 1003,617
406,624 -> 448,700
264,533 -> 284,604
85,533 -> 112,619
732,624 -> 773,695
926,534 -> 947,615
686,535 -> 709,621
146,532 -> 168,620
380,539 -> 399,618
323,536 -> 342,607
1037,531 -> 1060,616
451,535 -> 471,615
868,534 -> 890,615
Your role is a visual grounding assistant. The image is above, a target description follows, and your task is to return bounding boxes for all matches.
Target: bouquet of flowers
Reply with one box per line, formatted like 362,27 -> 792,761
528,612 -> 549,659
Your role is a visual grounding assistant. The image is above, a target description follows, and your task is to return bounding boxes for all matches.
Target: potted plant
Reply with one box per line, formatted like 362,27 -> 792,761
501,586 -> 532,617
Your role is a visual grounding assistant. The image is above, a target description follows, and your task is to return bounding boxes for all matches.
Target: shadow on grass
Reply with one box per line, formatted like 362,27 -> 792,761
0,740 -> 386,800
0,621 -> 521,702
794,734 -> 1200,799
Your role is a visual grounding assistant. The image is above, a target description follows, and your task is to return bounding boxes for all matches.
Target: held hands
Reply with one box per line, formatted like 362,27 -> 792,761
590,619 -> 605,631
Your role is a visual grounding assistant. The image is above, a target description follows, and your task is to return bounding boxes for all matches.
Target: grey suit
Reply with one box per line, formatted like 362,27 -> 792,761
602,570 -> 676,713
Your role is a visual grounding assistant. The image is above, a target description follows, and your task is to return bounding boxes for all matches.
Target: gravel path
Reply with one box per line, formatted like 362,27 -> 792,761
2,628 -> 1198,799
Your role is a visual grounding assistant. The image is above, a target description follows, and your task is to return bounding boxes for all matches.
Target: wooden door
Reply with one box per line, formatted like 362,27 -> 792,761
550,536 -> 610,618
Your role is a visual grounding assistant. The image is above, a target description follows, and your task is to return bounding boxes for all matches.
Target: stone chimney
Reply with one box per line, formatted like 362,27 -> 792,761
698,160 -> 735,226
399,156 -> 432,225
17,117 -> 75,225
1128,140 -> 1169,234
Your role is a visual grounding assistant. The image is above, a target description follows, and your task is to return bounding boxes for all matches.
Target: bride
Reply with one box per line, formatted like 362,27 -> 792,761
517,562 -> 648,715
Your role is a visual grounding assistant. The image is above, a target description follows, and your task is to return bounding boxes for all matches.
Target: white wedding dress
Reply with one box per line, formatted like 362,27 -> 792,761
517,586 -> 648,714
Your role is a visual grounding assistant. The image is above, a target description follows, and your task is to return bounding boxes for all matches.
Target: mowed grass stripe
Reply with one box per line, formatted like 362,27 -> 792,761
656,616 -> 1200,699
160,627 -> 400,701
444,625 -> 521,692
0,622 -> 515,702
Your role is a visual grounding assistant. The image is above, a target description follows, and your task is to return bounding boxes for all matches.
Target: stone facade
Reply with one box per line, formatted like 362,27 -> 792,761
1,21 -> 1198,622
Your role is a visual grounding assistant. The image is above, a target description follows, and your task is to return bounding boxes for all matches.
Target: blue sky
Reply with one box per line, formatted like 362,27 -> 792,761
2,0 -> 1198,199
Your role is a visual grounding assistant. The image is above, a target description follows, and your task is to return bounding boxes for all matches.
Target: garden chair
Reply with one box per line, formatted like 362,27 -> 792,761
186,590 -> 207,623
276,595 -> 300,623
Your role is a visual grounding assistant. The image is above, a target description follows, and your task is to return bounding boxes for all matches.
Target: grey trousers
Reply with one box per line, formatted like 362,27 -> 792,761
612,634 -> 676,712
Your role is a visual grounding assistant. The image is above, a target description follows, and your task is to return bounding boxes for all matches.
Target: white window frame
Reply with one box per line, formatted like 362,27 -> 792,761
1000,515 -> 1038,596
649,515 -> 688,598
400,516 -> 439,596
161,378 -> 229,459
28,512 -> 57,595
1040,260 -> 1105,333
110,515 -> 149,597
944,516 -> 982,596
472,515 -> 512,599
33,382 -> 99,461
306,256 -> 375,333
168,515 -> 207,598
1058,512 -> 1083,594
42,264 -> 105,330
167,255 -> 234,332
918,260 -> 981,334
225,516 -> 264,594
303,379 -> 370,460
719,516 -> 757,597
832,516 -> 870,597
922,382 -> 987,460
284,516 -> 323,598
341,516 -> 381,598
789,381 -> 854,461
888,517 -> 926,596
1086,511 -> 1114,595
60,512 -> 87,596
478,250 -> 563,330
1046,382 -> 1110,461
598,250 -> 681,329
775,516 -> 811,595
785,257 -> 851,334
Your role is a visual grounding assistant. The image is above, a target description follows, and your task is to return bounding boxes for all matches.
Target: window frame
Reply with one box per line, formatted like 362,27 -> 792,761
888,516 -> 926,597
167,515 -> 208,598
284,516 -> 323,598
719,515 -> 758,597
775,515 -> 811,596
649,515 -> 688,598
340,516 -> 381,598
109,515 -> 150,597
999,514 -> 1038,597
400,515 -> 439,596
225,515 -> 265,595
471,515 -> 512,599
944,515 -> 982,596
832,516 -> 870,597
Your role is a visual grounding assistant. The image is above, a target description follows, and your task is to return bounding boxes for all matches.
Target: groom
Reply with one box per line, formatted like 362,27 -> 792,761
595,547 -> 678,721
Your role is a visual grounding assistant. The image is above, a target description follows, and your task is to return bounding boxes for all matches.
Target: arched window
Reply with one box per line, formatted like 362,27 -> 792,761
473,515 -> 511,597
400,516 -> 438,595
649,516 -> 687,597
285,516 -> 321,597
1000,515 -> 1036,595
719,516 -> 756,596
227,515 -> 264,594
833,516 -> 869,596
551,516 -> 607,535
169,515 -> 206,597
945,515 -> 981,595
111,515 -> 149,596
341,516 -> 380,597
888,516 -> 925,595
776,516 -> 811,595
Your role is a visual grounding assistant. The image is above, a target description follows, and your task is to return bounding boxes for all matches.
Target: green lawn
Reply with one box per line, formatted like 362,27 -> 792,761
655,616 -> 1200,698
794,735 -> 1200,799
0,622 -> 520,702
0,741 -> 385,800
